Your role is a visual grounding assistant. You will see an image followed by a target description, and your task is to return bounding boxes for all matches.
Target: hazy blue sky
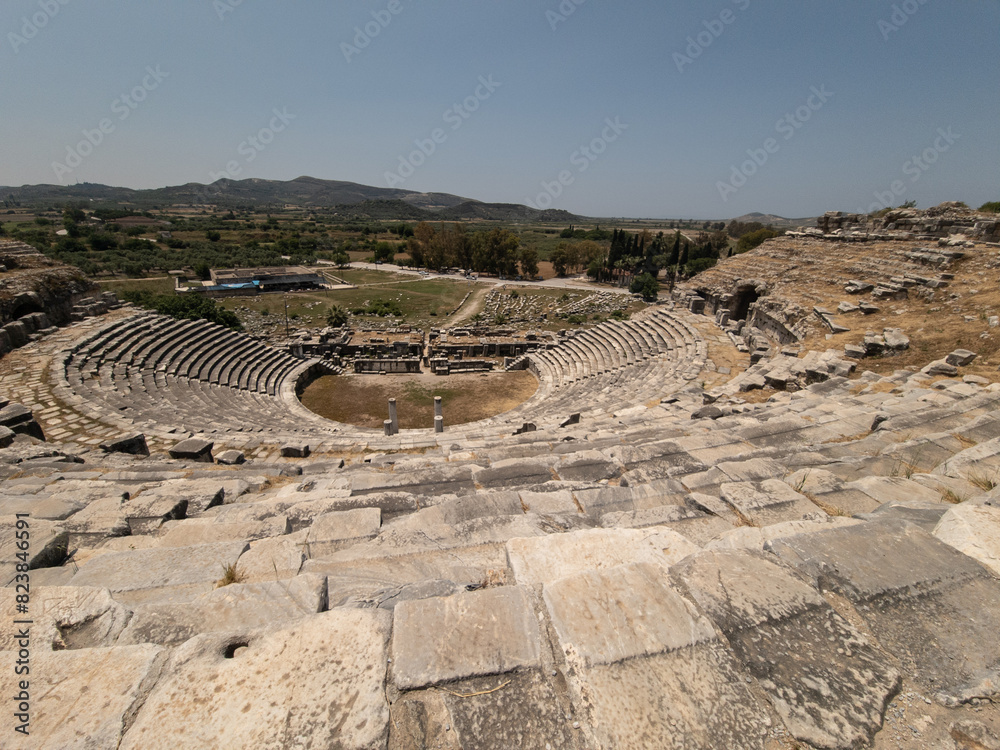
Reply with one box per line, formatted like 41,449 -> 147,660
3,0 -> 997,218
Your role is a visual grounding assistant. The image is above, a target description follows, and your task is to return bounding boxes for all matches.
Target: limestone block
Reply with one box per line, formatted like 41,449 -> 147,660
280,443 -> 311,458
99,433 -> 149,456
118,573 -> 328,646
516,489 -> 578,516
543,562 -> 770,749
933,504 -> 1000,576
472,458 -> 556,489
136,478 -> 226,515
167,437 -> 214,462
122,493 -> 188,534
156,515 -> 290,547
69,540 -> 249,606
554,449 -> 620,482
506,527 -> 698,586
0,516 -> 68,573
349,464 -> 476,496
61,497 -> 132,547
719,479 -> 823,526
0,586 -> 130,650
238,530 -> 307,581
947,349 -> 978,366
304,508 -> 381,556
121,610 -> 391,750
0,644 -> 165,750
706,516 -> 861,551
391,586 -> 541,690
772,519 -> 1000,705
923,359 -> 959,377
844,476 -> 944,506
215,449 -> 245,465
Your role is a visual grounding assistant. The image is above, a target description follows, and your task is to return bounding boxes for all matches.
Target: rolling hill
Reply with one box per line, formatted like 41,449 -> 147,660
0,176 -> 580,222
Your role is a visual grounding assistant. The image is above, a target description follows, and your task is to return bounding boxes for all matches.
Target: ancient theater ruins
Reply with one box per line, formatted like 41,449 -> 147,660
2,204 -> 1000,749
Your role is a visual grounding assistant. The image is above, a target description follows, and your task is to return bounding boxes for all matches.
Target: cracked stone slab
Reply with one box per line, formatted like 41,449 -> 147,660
673,549 -> 900,749
506,526 -> 699,586
156,515 -> 291,547
304,507 -> 381,556
472,458 -> 556,489
391,669 -> 581,750
134,479 -> 226,515
0,586 -> 130,650
0,516 -> 67,574
771,519 -> 1000,705
236,530 -> 307,581
62,497 -> 131,548
348,465 -> 476,497
554,450 -> 620,482
121,493 -> 188,534
706,516 -> 862,551
391,585 -> 540,690
845,476 -> 944,506
0,644 -> 165,750
68,540 -> 249,607
118,573 -> 327,646
543,562 -> 770,749
516,489 -> 579,515
304,544 -> 508,609
121,609 -> 391,750
719,479 -> 824,526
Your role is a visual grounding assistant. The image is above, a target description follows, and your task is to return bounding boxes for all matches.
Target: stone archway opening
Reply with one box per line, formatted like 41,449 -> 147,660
731,286 -> 760,322
10,294 -> 44,321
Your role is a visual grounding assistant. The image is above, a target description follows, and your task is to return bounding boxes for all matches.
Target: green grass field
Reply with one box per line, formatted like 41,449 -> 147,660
98,277 -> 176,296
219,276 -> 486,329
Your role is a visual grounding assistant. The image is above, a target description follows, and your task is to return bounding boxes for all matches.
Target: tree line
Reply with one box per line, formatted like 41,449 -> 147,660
401,223 -> 539,278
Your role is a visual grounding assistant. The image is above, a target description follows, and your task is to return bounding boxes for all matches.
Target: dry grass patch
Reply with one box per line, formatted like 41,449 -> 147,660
809,495 -> 848,517
968,470 -> 998,492
940,488 -> 967,505
216,562 -> 247,588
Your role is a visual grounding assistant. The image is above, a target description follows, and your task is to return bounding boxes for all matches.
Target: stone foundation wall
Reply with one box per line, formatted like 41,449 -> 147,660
353,359 -> 422,374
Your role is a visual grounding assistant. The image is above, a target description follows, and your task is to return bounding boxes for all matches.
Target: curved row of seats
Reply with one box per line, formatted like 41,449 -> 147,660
491,310 -> 705,428
60,312 -> 335,440
52,306 -> 709,448
65,313 -> 306,396
527,310 -> 701,389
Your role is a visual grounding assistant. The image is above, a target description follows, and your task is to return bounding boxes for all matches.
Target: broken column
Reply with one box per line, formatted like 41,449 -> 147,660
435,416 -> 444,434
434,396 -> 443,426
388,399 -> 398,436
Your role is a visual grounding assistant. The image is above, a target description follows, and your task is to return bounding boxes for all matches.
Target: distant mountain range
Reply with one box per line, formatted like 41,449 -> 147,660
0,176 -> 579,223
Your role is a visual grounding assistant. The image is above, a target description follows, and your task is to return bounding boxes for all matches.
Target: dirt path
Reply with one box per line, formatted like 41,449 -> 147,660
445,285 -> 491,327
